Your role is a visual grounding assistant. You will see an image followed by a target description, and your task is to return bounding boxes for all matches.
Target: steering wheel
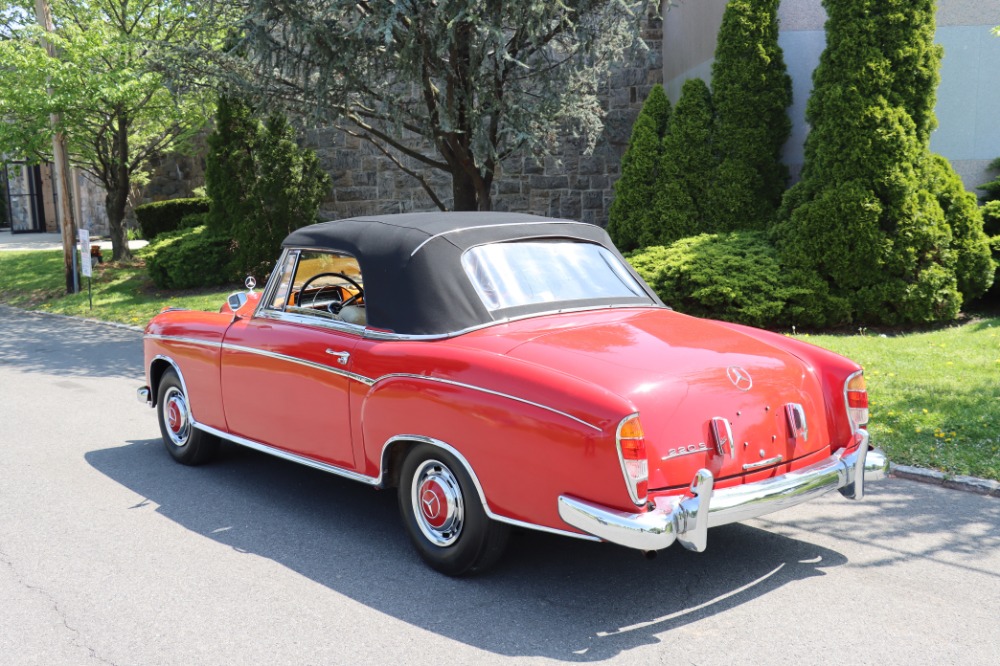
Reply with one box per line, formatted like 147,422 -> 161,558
298,272 -> 364,315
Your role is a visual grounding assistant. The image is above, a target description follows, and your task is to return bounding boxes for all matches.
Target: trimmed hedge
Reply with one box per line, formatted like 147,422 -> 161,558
629,232 -> 848,329
134,197 -> 210,241
143,225 -> 235,290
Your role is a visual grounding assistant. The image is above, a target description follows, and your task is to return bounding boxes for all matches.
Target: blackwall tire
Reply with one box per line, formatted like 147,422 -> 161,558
398,444 -> 509,576
156,369 -> 219,466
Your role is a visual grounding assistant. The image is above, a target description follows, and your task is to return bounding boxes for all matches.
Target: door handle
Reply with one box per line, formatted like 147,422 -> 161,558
325,349 -> 350,365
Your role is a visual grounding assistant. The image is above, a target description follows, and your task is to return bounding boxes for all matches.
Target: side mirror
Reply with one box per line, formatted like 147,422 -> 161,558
227,292 -> 248,311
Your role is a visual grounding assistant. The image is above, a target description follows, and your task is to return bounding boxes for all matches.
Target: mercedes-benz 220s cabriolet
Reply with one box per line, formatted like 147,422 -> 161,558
138,212 -> 887,575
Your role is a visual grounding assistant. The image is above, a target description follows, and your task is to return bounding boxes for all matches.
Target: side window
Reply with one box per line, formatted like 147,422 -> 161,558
267,250 -> 299,310
282,251 -> 366,326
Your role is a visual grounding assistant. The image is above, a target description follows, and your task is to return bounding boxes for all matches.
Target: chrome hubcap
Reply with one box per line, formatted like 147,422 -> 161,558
163,387 -> 190,447
412,459 -> 464,547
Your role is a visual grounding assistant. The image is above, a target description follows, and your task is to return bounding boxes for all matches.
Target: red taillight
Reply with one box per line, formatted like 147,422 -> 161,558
846,372 -> 869,430
617,415 -> 648,505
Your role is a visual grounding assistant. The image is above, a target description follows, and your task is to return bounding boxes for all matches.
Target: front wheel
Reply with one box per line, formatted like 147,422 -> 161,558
398,444 -> 509,576
156,369 -> 219,466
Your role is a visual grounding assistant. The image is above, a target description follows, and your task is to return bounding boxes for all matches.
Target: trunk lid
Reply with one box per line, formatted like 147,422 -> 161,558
495,309 -> 832,489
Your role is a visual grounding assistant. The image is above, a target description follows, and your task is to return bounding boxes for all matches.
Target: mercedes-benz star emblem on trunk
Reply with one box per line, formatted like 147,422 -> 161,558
726,366 -> 753,392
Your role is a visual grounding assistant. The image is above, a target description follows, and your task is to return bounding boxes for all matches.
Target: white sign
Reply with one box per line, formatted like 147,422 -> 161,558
78,229 -> 92,278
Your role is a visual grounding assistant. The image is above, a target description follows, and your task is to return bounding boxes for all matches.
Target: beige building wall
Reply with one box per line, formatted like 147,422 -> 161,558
662,0 -> 1000,191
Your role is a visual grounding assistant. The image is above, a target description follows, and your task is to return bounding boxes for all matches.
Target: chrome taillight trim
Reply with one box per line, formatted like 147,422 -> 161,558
844,369 -> 868,434
616,413 -> 647,507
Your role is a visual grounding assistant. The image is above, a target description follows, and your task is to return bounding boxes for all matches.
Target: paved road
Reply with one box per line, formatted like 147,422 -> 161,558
1,306 -> 998,665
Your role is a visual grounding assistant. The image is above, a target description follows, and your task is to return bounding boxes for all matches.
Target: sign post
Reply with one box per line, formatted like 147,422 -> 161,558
78,228 -> 92,309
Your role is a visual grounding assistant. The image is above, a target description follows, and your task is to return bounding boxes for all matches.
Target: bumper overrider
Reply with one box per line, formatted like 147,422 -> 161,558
558,432 -> 888,553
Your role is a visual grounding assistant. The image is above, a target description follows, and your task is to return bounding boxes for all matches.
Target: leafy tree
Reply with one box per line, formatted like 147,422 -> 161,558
607,84 -> 670,252
206,96 -> 330,277
194,0 -> 650,211
774,0 -> 992,326
710,0 -> 791,231
0,1 -> 217,260
649,78 -> 715,246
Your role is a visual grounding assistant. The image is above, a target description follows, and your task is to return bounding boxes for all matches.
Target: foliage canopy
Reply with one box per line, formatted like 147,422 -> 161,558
0,0 -> 218,259
193,0 -> 651,211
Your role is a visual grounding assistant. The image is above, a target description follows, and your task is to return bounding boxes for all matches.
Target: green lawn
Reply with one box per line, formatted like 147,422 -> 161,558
2,248 -> 998,481
0,249 -> 237,327
798,322 -> 1000,481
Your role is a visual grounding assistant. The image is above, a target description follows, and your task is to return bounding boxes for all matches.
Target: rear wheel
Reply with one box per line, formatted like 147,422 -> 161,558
156,369 -> 219,465
398,444 -> 509,576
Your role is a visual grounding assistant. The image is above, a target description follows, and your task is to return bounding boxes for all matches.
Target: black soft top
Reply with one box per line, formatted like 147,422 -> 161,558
282,212 -> 659,336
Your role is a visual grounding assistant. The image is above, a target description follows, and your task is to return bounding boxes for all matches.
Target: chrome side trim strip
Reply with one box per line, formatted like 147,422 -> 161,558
220,343 -> 375,386
408,220 -> 591,257
150,342 -> 597,430
145,334 -> 223,349
195,423 -> 381,486
372,374 -> 602,432
381,435 -> 599,542
360,304 -> 664,341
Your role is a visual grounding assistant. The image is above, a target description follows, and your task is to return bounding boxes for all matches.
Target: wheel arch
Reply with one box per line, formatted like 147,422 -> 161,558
148,355 -> 187,408
378,435 -> 489,510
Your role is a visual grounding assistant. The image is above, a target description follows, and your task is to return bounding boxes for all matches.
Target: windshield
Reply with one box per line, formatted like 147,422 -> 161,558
461,241 -> 650,311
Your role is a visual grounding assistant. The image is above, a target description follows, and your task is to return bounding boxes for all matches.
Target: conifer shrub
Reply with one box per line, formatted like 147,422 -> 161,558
925,155 -> 993,301
649,78 -> 716,246
628,232 -> 847,329
143,225 -> 234,290
608,85 -> 671,252
774,0 -> 983,326
710,0 -> 791,231
135,197 -> 210,240
206,96 -> 330,277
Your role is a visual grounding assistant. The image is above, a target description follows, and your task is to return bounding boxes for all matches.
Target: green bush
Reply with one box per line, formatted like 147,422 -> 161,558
710,0 -> 791,231
179,212 -> 209,229
134,197 -> 210,241
206,96 -> 330,277
774,0 -> 968,326
607,85 -> 671,252
628,232 -> 848,329
650,78 -> 716,246
925,155 -> 994,301
144,225 -> 235,290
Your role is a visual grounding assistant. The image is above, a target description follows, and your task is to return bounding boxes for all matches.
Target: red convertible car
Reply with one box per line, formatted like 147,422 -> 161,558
138,212 -> 887,575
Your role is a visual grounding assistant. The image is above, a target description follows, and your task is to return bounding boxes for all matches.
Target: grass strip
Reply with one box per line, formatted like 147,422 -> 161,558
798,322 -> 1000,481
0,249 -> 236,327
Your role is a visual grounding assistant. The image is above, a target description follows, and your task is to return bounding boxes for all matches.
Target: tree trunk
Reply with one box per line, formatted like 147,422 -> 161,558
105,186 -> 130,261
452,168 -> 480,211
108,115 -> 131,261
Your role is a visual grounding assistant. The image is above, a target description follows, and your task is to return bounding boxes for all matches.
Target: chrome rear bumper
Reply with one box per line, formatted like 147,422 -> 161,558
558,433 -> 888,553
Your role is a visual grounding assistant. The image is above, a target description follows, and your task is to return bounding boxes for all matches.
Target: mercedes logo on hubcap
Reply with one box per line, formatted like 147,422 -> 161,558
726,366 -> 753,391
421,489 -> 441,519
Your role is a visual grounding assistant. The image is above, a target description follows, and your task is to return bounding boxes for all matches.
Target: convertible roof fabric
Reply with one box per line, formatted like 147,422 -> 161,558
281,212 -> 659,336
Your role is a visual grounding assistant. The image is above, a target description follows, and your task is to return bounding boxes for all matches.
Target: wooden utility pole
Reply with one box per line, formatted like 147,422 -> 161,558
35,0 -> 78,294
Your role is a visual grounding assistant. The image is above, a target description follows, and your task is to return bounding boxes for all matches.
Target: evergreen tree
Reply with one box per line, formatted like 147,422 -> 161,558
648,78 -> 716,246
774,0 -> 983,325
206,96 -> 330,277
608,85 -> 671,252
710,0 -> 792,231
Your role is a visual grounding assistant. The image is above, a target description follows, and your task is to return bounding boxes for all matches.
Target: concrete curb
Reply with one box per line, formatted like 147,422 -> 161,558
890,463 -> 1000,498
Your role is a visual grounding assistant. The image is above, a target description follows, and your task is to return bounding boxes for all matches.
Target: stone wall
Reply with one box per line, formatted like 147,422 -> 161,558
307,15 -> 664,227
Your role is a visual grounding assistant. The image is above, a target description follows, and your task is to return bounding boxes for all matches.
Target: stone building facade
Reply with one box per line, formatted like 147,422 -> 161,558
305,16 -> 665,227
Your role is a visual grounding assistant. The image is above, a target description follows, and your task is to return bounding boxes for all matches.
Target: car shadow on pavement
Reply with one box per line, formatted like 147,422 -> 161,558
0,307 -> 143,379
87,438 -> 850,661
